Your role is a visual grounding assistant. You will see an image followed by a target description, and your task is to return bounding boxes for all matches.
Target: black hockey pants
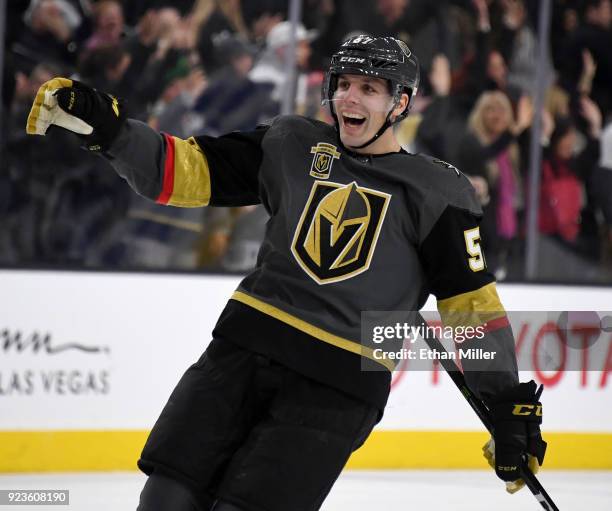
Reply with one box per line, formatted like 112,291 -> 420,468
136,338 -> 379,511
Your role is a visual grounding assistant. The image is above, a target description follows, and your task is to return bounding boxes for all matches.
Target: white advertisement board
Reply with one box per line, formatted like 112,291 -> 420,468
1,271 -> 611,432
0,271 -> 240,430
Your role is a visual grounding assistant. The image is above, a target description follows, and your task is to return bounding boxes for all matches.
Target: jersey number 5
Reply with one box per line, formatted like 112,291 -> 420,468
463,227 -> 485,272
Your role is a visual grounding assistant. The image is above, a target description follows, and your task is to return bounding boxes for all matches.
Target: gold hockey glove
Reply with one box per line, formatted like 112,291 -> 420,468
26,77 -> 125,152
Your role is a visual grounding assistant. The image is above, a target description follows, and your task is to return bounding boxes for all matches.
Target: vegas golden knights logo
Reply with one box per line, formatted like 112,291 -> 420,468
291,181 -> 391,284
309,143 -> 340,179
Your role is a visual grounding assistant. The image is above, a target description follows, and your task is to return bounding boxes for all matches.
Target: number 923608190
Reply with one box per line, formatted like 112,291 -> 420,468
0,490 -> 69,505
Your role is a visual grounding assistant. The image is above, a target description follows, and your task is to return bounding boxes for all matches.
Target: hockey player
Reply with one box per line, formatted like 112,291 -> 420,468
27,35 -> 546,511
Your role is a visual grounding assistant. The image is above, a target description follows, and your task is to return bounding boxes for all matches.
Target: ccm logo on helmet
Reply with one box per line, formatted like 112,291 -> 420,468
339,57 -> 366,63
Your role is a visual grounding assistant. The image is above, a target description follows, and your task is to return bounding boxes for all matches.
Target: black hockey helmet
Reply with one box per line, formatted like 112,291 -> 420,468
323,35 -> 420,133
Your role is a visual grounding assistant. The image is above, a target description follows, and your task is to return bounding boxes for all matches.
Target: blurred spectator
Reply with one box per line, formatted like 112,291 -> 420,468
311,0 -> 450,72
460,40 -> 523,110
193,0 -> 249,75
539,97 -> 602,249
551,1 -> 580,73
487,50 -> 520,104
546,47 -> 597,122
84,0 -> 125,50
149,64 -> 207,137
3,60 -> 129,266
490,0 -> 550,95
559,0 -> 612,117
78,44 -> 132,92
193,37 -> 276,135
0,62 -> 59,263
117,8 -> 195,119
456,91 -> 533,276
308,0 -> 372,67
249,21 -> 316,113
12,0 -> 86,72
24,0 -> 84,36
373,0 -> 451,73
122,0 -> 194,25
242,0 -> 287,45
414,54 -> 457,159
590,121 -> 612,264
3,1 -> 612,281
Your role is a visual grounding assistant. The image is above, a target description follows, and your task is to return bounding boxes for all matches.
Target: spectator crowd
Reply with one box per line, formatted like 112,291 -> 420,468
1,0 -> 611,282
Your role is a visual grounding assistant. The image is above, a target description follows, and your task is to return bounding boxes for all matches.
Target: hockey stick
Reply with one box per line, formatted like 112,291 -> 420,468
414,312 -> 559,511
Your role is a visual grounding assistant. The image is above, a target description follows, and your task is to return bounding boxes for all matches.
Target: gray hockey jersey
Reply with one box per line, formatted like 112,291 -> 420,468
105,115 -> 518,411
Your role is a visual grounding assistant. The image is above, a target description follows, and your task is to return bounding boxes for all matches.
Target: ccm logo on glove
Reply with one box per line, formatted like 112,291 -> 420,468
512,404 -> 542,416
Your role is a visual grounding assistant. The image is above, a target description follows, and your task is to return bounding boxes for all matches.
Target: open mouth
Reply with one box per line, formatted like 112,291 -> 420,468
342,112 -> 366,128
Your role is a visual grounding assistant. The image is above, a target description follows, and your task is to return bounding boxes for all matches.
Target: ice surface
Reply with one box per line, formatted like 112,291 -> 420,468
0,470 -> 609,510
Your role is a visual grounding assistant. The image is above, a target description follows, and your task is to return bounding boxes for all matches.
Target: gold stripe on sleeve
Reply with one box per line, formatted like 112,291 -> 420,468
437,282 -> 507,329
167,136 -> 211,207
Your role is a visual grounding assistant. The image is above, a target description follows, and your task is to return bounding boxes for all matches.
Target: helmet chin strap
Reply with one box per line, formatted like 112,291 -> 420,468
344,98 -> 401,151
347,114 -> 394,150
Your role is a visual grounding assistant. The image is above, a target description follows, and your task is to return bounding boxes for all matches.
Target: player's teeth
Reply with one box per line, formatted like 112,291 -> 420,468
344,113 -> 365,119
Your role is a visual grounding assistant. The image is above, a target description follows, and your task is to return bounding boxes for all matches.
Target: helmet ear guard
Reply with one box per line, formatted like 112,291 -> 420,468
389,83 -> 414,121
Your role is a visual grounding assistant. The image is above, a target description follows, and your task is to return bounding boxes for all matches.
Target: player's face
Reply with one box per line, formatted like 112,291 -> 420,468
333,74 -> 395,149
